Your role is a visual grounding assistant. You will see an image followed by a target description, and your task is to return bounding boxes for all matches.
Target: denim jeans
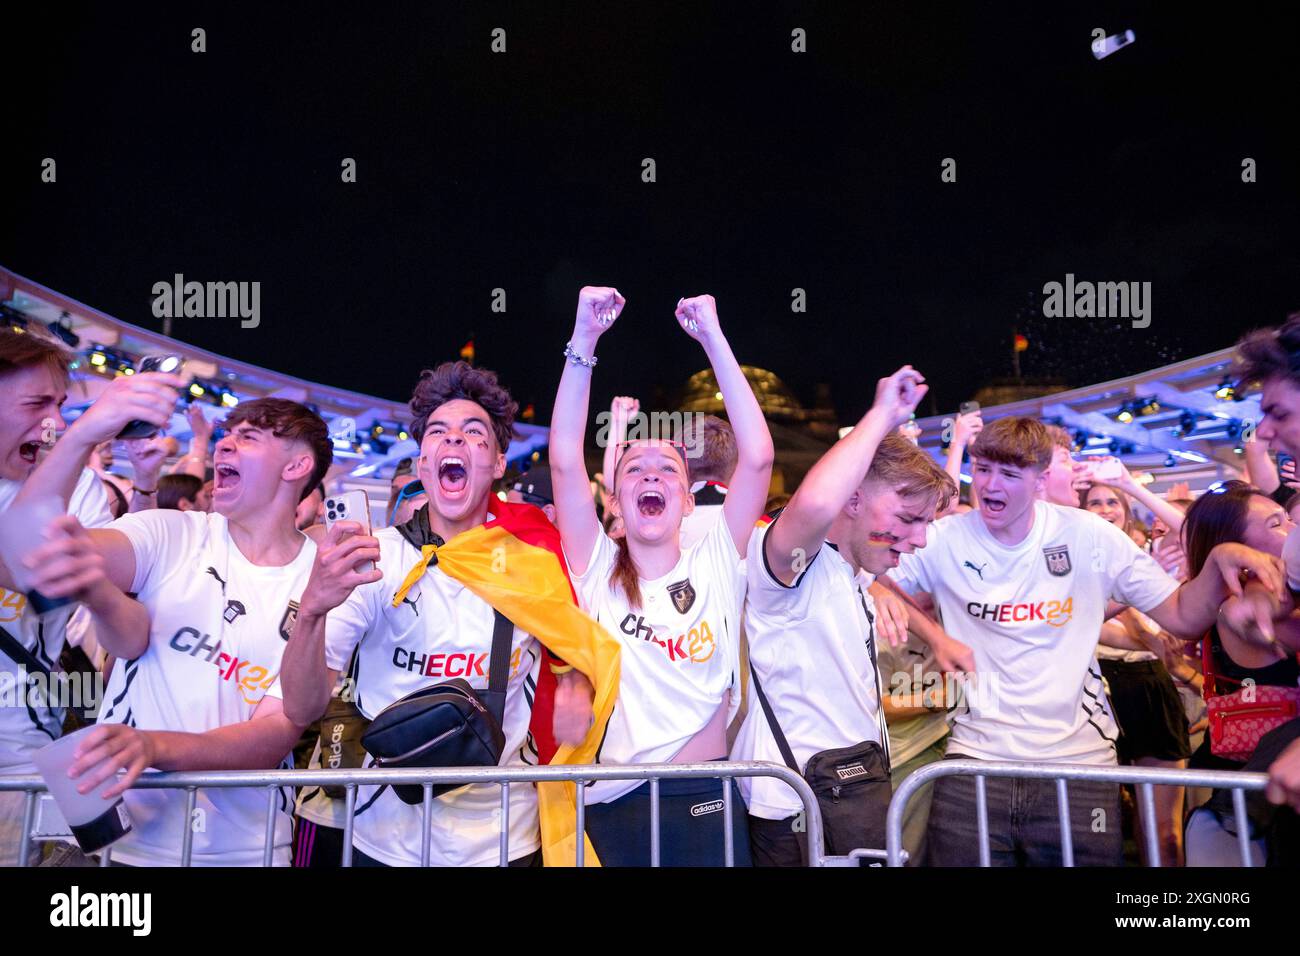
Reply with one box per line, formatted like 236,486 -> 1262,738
925,757 -> 1122,866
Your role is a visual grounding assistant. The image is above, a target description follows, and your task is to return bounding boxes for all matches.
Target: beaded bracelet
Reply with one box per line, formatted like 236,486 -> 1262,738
564,342 -> 597,368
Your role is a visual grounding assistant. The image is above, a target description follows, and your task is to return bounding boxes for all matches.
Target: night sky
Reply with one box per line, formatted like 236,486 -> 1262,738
3,3 -> 1298,425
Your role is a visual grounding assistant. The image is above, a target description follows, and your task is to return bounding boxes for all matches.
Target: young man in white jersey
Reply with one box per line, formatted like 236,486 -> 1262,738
0,325 -> 182,865
21,397 -> 332,866
733,366 -> 968,865
550,287 -> 773,866
279,361 -> 595,867
679,414 -> 737,549
887,416 -> 1285,866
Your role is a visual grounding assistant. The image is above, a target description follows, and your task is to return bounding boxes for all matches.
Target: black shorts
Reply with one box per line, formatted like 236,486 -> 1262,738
1100,658 -> 1191,762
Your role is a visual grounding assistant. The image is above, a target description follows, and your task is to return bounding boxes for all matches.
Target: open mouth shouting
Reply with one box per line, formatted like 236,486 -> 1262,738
18,441 -> 41,464
214,462 -> 241,494
437,456 -> 469,496
981,495 -> 1008,517
636,488 -> 666,518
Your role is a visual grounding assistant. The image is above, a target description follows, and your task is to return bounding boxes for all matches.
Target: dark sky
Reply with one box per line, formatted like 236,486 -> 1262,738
3,3 -> 1298,425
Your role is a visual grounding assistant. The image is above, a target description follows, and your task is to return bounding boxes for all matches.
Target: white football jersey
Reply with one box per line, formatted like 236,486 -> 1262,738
570,517 -> 743,804
889,501 -> 1178,766
730,517 -> 888,820
99,510 -> 315,866
324,523 -> 543,867
0,468 -> 111,774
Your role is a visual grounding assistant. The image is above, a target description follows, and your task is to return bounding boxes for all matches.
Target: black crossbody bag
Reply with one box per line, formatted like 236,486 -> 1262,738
749,604 -> 893,857
357,506 -> 514,805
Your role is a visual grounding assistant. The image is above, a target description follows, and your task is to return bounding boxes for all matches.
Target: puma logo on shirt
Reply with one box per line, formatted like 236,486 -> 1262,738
963,560 -> 987,580
206,566 -> 228,594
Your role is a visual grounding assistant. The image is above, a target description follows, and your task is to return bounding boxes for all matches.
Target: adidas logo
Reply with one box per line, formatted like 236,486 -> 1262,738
690,800 -> 725,817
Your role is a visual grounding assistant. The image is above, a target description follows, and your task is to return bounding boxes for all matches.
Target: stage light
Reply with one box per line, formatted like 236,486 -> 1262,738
221,391 -> 239,408
189,383 -> 206,398
1215,378 -> 1235,401
398,430 -> 409,441
1138,398 -> 1160,416
89,351 -> 107,367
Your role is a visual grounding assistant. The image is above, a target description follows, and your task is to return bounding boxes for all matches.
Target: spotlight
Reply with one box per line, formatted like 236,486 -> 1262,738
1138,398 -> 1160,416
1115,402 -> 1134,424
220,391 -> 239,408
1215,378 -> 1236,401
1164,454 -> 1176,468
89,350 -> 108,367
46,313 -> 80,348
189,383 -> 206,398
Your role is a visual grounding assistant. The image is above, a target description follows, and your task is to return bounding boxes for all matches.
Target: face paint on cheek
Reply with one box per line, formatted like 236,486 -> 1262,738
868,531 -> 900,546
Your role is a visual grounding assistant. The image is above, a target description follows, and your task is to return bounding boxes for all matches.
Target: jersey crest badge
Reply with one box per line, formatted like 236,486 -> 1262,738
223,599 -> 246,624
1043,545 -> 1072,577
667,578 -> 696,615
279,600 -> 300,641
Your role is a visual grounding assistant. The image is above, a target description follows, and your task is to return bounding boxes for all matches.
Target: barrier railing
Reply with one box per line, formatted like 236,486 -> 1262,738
884,759 -> 1271,867
1,760 -> 822,868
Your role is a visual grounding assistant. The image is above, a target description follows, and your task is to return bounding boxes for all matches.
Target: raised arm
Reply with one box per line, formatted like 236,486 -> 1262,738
766,367 -> 926,585
1243,436 -> 1281,494
14,370 -> 184,512
549,286 -> 625,576
673,295 -> 774,555
601,397 -> 638,498
175,403 -> 214,480
944,411 -> 982,489
1113,461 -> 1187,538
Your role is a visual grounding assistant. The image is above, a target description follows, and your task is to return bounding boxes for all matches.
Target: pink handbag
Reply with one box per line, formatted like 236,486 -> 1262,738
1203,635 -> 1300,763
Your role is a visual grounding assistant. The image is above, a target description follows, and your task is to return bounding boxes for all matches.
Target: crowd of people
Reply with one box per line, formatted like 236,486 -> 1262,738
2,289 -> 1300,867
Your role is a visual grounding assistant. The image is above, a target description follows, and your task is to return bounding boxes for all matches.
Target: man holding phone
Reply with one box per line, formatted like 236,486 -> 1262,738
279,360 -> 597,867
18,396 -> 332,865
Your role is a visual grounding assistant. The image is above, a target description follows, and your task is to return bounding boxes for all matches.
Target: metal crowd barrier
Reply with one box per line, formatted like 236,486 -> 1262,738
1,760 -> 823,868
884,758 -> 1272,867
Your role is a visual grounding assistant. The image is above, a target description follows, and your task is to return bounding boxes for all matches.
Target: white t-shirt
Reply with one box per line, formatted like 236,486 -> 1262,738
99,510 -> 315,866
0,468 -> 111,774
730,518 -> 888,820
889,501 -> 1179,766
570,518 -> 743,804
680,481 -> 727,550
324,524 -> 542,867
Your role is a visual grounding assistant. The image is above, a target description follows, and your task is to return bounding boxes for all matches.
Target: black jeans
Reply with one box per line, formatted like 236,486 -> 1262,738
925,757 -> 1122,866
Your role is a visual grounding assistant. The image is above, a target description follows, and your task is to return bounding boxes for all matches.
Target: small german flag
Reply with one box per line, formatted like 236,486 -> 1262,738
460,339 -> 475,364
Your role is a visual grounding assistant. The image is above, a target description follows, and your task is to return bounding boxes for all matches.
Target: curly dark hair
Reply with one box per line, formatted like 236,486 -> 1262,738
1234,312 -> 1300,390
409,361 -> 518,453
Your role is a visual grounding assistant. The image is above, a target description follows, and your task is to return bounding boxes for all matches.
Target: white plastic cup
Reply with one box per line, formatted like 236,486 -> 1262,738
0,494 -> 71,614
31,726 -> 133,853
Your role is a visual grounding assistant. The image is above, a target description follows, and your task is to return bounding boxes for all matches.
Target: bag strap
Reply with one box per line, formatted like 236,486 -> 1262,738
481,609 -> 514,727
0,623 -> 51,678
396,505 -> 513,727
749,665 -> 800,774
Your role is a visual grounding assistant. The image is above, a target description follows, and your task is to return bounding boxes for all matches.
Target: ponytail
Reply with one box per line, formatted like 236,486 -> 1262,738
612,534 -> 643,610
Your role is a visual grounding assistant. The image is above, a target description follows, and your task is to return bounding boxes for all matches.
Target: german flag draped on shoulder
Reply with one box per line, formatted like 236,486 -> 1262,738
390,499 -> 620,866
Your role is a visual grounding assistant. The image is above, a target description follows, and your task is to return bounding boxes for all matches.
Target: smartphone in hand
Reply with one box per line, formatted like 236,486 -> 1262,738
324,491 -> 376,572
117,355 -> 185,440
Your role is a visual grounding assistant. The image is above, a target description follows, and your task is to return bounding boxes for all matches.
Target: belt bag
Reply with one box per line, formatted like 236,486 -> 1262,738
319,691 -> 373,799
360,605 -> 514,805
751,669 -> 892,857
